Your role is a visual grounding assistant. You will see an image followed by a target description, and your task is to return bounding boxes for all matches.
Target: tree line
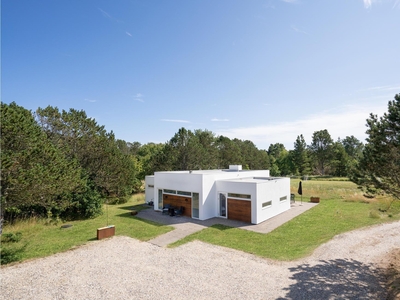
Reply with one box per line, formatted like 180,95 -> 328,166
1,93 -> 398,221
1,103 -> 138,221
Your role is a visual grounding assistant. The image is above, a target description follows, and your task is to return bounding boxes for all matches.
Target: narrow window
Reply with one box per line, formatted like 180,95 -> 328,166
192,193 -> 199,218
158,189 -> 163,210
262,201 -> 272,208
227,193 -> 251,199
177,191 -> 191,196
163,189 -> 176,194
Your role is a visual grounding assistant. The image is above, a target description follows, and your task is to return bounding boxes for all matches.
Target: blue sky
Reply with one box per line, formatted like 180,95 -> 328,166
2,0 -> 399,150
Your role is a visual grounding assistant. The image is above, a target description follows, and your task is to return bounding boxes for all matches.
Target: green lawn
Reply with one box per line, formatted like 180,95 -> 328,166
2,180 -> 400,264
170,179 -> 400,260
1,194 -> 173,264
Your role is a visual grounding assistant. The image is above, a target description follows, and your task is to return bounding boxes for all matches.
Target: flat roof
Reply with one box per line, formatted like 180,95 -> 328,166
155,169 -> 256,175
218,177 -> 286,183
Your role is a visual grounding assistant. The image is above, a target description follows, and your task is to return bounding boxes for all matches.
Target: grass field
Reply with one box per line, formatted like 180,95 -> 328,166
1,194 -> 173,264
2,179 -> 399,264
170,179 -> 400,260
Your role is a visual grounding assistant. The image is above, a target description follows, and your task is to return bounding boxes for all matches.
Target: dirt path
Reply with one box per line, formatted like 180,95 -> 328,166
1,221 -> 399,300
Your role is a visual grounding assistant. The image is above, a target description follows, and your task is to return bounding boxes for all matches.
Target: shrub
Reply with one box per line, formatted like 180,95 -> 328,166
369,210 -> 381,219
0,231 -> 26,265
0,243 -> 27,264
1,232 -> 22,243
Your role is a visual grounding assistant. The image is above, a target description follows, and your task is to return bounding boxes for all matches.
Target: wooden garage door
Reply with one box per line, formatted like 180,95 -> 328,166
227,198 -> 251,223
163,194 -> 192,217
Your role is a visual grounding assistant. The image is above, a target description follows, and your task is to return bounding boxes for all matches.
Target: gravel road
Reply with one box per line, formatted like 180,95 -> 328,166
1,221 -> 399,300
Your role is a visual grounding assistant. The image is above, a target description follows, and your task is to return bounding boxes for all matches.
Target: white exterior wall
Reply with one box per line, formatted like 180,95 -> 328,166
148,169 -> 287,223
200,170 -> 269,220
255,178 -> 290,224
200,175 -> 218,220
153,171 -> 203,212
215,180 -> 257,223
144,176 -> 154,204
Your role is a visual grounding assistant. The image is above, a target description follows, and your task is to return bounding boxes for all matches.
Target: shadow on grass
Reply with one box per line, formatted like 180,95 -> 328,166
115,212 -> 169,228
277,259 -> 388,300
118,204 -> 151,212
210,224 -> 234,231
134,216 -> 171,228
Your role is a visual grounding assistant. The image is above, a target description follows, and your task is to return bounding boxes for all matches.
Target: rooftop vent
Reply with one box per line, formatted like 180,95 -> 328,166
229,165 -> 242,171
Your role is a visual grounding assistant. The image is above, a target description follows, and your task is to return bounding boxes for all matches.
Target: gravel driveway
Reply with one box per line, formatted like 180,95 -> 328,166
1,221 -> 399,300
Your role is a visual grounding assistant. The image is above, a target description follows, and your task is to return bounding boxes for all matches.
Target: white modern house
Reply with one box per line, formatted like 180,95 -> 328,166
145,165 -> 290,224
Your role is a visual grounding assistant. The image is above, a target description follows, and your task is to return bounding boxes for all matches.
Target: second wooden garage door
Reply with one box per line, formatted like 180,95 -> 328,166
227,199 -> 251,223
163,194 -> 191,217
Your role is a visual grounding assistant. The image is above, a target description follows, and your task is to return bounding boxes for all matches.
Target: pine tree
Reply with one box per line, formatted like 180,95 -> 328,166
292,134 -> 311,176
1,102 -> 83,219
352,93 -> 400,200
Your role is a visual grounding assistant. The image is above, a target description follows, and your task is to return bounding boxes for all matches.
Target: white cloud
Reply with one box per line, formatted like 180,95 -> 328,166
281,0 -> 297,3
366,84 -> 400,91
363,0 -> 400,9
211,118 -> 229,122
134,93 -> 144,102
161,119 -> 190,123
126,31 -> 132,37
215,103 -> 387,150
98,7 -> 124,23
363,0 -> 372,8
98,8 -> 112,19
362,0 -> 400,9
84,98 -> 97,103
291,25 -> 309,35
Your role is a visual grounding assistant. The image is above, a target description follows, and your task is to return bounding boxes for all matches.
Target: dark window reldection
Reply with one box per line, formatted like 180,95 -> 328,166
192,193 -> 199,218
163,189 -> 176,194
228,193 -> 251,199
280,196 -> 287,201
148,184 -> 154,188
158,189 -> 163,209
262,201 -> 272,208
177,190 -> 191,196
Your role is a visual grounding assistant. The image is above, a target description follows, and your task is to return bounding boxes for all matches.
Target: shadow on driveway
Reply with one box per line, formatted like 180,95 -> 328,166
277,258 -> 387,300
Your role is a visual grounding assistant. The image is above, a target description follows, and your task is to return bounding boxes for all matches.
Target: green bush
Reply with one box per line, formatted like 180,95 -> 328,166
1,232 -> 22,243
61,182 -> 103,219
0,231 -> 26,265
0,243 -> 27,264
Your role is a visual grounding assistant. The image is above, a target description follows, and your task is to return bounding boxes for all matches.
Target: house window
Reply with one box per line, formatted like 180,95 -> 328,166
228,193 -> 251,199
177,190 -> 191,196
158,189 -> 163,210
280,196 -> 287,202
148,184 -> 154,188
262,201 -> 272,208
192,193 -> 199,218
163,189 -> 176,195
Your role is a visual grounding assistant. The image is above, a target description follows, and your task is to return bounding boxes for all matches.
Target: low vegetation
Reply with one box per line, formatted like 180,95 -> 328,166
1,179 -> 399,265
0,194 -> 172,265
170,179 -> 400,260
